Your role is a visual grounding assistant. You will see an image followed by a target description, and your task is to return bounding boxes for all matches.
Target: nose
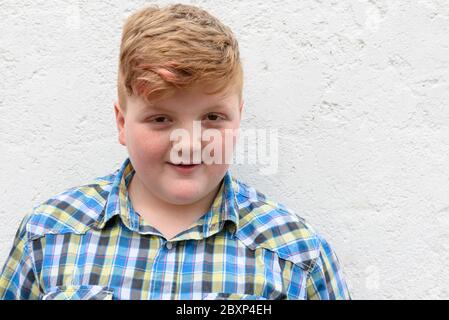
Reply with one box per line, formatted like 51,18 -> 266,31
169,120 -> 203,164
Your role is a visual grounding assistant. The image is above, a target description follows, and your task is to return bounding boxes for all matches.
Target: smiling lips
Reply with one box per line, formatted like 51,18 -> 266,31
167,162 -> 202,174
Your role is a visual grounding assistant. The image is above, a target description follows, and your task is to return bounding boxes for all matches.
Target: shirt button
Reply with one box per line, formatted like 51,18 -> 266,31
166,242 -> 173,250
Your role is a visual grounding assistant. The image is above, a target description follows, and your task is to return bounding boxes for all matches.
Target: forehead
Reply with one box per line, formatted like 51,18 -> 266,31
133,86 -> 239,112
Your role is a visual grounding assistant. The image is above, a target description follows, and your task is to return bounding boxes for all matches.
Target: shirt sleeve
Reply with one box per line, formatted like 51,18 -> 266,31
0,213 -> 41,300
306,233 -> 351,300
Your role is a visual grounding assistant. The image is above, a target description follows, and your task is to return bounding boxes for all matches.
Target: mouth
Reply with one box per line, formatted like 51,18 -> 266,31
167,162 -> 203,173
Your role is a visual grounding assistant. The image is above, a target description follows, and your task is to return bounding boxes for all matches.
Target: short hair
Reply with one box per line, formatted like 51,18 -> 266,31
117,4 -> 244,112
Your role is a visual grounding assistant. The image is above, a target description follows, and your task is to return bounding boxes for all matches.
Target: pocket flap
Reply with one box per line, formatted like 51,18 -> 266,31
202,292 -> 267,300
42,285 -> 113,300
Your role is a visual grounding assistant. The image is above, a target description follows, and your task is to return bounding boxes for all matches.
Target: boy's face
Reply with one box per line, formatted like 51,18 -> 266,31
114,86 -> 243,206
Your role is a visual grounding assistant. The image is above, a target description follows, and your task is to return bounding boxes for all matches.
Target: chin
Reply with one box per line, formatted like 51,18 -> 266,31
166,194 -> 201,205
162,186 -> 203,205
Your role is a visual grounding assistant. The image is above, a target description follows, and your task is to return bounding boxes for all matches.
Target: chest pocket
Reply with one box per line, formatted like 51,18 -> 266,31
42,285 -> 114,300
202,292 -> 268,300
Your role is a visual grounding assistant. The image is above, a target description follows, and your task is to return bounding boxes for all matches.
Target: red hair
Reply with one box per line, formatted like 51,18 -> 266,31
117,4 -> 243,111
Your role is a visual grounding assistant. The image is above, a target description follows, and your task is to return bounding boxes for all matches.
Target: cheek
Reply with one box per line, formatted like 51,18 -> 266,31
201,126 -> 239,165
126,125 -> 169,160
220,124 -> 240,149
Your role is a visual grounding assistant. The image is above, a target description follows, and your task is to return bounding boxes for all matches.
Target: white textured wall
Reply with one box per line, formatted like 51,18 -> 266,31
1,0 -> 449,299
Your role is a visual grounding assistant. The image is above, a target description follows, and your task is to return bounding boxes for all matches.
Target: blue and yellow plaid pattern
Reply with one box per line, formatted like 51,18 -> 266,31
0,158 -> 350,300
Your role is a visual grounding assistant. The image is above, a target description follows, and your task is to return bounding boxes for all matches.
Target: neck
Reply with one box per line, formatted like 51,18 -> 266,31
127,172 -> 222,230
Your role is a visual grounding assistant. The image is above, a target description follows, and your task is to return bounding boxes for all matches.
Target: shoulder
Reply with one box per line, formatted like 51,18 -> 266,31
232,178 -> 323,272
22,171 -> 117,241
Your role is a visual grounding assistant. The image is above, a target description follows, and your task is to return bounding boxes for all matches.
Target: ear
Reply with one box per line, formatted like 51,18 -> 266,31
114,101 -> 126,146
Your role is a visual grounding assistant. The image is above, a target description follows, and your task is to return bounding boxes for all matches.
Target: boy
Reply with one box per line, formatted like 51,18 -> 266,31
0,4 -> 350,300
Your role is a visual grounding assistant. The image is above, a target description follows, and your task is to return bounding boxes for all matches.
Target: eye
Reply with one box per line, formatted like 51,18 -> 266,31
204,113 -> 225,121
150,116 -> 171,124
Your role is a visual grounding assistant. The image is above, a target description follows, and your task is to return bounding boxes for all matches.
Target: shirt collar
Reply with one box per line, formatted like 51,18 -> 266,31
95,158 -> 240,240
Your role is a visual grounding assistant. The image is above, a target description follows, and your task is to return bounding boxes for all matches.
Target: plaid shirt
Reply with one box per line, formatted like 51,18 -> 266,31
0,158 -> 350,300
